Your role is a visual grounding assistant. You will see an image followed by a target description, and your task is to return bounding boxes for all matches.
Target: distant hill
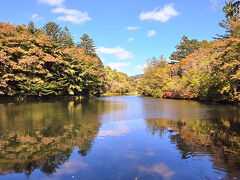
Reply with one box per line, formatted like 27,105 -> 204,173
130,74 -> 143,79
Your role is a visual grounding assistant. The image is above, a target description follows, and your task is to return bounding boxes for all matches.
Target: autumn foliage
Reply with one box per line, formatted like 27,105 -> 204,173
0,23 -> 105,97
138,19 -> 240,103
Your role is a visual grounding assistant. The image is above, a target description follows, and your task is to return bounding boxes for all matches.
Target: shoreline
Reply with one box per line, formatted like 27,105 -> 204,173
0,94 -> 239,106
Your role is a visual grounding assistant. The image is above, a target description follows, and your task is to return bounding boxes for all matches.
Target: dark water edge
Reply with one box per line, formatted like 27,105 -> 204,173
0,95 -> 88,102
0,96 -> 240,179
140,94 -> 240,106
0,94 -> 239,106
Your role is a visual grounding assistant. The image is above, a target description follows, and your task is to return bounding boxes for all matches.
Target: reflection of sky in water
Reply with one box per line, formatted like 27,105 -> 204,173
98,96 -> 146,123
98,96 -> 240,123
25,119 -> 227,180
138,163 -> 175,179
1,96 -> 240,180
98,123 -> 131,139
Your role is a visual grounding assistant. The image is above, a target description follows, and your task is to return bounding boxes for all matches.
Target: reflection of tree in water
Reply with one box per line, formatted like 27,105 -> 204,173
145,117 -> 240,179
78,140 -> 93,157
0,99 -> 105,176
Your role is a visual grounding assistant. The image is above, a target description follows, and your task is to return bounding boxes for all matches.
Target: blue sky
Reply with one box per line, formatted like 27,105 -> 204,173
0,0 -> 226,75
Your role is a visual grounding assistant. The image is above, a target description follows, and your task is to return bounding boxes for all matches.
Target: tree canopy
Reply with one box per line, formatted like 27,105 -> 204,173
27,21 -> 36,34
42,21 -> 62,42
42,22 -> 74,48
223,0 -> 240,22
170,36 -> 202,62
138,1 -> 240,104
78,33 -> 97,57
0,22 -> 105,97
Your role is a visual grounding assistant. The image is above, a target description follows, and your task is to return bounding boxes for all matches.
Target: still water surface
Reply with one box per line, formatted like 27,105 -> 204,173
0,96 -> 240,180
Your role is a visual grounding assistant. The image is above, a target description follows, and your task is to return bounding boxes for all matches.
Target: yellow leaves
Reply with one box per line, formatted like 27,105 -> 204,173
68,88 -> 75,95
0,22 -> 104,97
221,118 -> 230,128
220,85 -> 231,94
17,135 -> 37,144
139,29 -> 238,102
231,70 -> 240,80
32,78 -> 44,84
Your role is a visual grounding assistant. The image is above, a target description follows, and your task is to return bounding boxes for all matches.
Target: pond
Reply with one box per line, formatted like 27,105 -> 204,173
0,96 -> 240,180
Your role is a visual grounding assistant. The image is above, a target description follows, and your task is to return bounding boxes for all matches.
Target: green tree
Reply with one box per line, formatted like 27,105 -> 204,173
170,35 -> 201,62
58,26 -> 74,48
219,0 -> 240,38
27,21 -> 36,34
0,22 -> 106,97
104,66 -> 134,94
223,0 -> 240,22
138,56 -> 171,97
42,22 -> 74,48
42,21 -> 62,42
77,33 -> 97,56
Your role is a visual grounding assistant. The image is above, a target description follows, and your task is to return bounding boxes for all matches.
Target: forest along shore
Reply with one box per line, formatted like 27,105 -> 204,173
136,1 -> 240,104
0,1 -> 240,104
0,22 -> 135,99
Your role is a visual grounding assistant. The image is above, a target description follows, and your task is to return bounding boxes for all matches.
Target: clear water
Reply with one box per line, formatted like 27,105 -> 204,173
0,96 -> 240,180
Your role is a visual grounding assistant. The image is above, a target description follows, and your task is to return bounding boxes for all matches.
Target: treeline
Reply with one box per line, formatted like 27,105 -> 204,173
0,21 -> 106,97
138,0 -> 240,104
0,21 -> 134,98
104,66 -> 135,95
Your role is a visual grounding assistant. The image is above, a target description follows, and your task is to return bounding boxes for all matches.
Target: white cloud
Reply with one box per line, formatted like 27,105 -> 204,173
38,0 -> 65,6
56,159 -> 88,175
98,125 -> 131,138
100,57 -> 105,63
135,64 -> 147,70
139,3 -> 179,22
135,65 -> 144,70
31,14 -> 42,22
128,38 -> 134,42
139,163 -> 175,179
147,30 -> 156,37
51,7 -> 91,24
97,46 -> 134,60
107,62 -> 131,71
126,26 -> 140,30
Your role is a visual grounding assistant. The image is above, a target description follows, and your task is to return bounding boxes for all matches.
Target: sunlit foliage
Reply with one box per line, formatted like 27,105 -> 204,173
0,22 -> 105,97
104,66 -> 135,94
138,1 -> 240,103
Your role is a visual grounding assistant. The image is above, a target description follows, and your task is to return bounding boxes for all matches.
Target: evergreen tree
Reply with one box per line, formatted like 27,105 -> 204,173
58,26 -> 74,48
77,33 -> 97,56
219,0 -> 240,38
42,22 -> 62,42
27,21 -> 36,34
223,0 -> 240,22
170,35 -> 201,62
42,22 -> 74,47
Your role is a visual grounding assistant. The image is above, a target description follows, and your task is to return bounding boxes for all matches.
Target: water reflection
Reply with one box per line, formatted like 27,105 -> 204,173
0,96 -> 240,179
98,124 -> 131,138
145,118 -> 240,179
139,163 -> 175,179
0,100 -> 104,176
